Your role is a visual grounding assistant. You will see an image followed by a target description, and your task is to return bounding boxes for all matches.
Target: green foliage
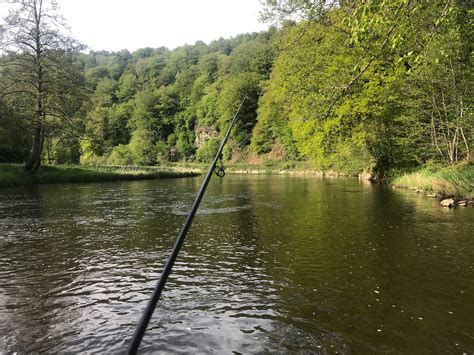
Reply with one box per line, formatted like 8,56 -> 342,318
257,0 -> 472,177
223,144 -> 233,161
74,29 -> 279,167
252,77 -> 298,158
47,138 -> 81,165
176,131 -> 195,157
156,140 -> 170,163
196,139 -> 220,162
0,99 -> 29,163
1,0 -> 470,178
1,0 -> 86,173
218,72 -> 262,146
129,129 -> 156,166
197,87 -> 220,126
107,144 -> 134,166
229,37 -> 274,77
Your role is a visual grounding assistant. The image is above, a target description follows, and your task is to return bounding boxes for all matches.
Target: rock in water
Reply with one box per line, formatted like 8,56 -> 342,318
457,200 -> 468,207
440,199 -> 455,208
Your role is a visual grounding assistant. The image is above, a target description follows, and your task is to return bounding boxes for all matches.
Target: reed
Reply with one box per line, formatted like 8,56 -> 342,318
392,164 -> 473,198
0,164 -> 199,188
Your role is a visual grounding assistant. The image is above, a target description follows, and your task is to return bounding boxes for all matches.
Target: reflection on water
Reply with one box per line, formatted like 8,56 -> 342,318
0,175 -> 473,353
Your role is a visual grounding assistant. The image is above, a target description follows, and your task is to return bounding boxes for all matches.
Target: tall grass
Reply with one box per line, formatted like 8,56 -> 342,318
0,164 -> 199,188
392,164 -> 473,198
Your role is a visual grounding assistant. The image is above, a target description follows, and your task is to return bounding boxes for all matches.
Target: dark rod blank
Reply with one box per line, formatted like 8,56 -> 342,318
127,96 -> 247,354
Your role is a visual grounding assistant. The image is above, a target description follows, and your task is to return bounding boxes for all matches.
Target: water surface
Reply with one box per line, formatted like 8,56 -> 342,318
0,175 -> 473,353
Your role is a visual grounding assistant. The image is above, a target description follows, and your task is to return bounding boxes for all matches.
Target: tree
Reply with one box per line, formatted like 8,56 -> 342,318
417,0 -> 473,163
260,0 -> 334,24
258,0 -> 471,176
217,73 -> 261,147
0,95 -> 30,162
0,0 -> 84,173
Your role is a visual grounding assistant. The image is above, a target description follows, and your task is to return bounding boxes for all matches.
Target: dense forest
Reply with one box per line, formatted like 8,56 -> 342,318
0,0 -> 472,178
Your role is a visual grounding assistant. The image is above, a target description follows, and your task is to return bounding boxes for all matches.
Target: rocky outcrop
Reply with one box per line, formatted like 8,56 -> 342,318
194,125 -> 219,148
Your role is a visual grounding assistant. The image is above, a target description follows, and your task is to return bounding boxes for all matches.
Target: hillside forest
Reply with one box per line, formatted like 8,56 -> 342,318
0,0 -> 472,179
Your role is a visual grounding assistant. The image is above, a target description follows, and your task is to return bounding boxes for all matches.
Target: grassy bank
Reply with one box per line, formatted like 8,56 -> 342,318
166,160 -> 473,199
4,162 -> 469,200
0,164 -> 199,188
162,160 -> 352,175
391,164 -> 473,199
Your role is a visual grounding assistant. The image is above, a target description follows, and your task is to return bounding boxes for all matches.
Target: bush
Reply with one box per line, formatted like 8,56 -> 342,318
176,132 -> 195,157
79,140 -> 109,166
129,129 -> 156,166
195,138 -> 220,162
223,144 -> 232,161
51,138 -> 81,164
107,144 -> 134,165
156,140 -> 170,162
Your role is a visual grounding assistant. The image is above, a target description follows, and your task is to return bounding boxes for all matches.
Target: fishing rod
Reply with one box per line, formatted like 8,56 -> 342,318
127,96 -> 247,354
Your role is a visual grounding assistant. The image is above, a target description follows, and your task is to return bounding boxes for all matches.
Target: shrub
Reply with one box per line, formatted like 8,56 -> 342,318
107,144 -> 134,165
156,140 -> 170,162
129,129 -> 156,166
195,138 -> 220,162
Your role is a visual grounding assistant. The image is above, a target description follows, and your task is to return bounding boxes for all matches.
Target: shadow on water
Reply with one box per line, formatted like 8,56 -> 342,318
0,175 -> 473,353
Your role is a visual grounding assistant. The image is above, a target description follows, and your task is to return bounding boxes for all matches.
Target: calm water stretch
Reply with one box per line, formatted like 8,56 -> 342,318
0,175 -> 473,353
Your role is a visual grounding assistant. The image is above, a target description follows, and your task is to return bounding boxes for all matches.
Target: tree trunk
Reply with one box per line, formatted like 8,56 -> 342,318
24,123 -> 43,174
24,0 -> 45,175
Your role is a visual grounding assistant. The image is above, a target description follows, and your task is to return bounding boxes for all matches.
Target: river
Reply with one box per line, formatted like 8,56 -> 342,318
0,175 -> 473,353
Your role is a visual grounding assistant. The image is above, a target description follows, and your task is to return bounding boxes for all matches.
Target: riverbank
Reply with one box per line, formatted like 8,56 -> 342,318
3,162 -> 471,202
162,161 -> 357,176
391,164 -> 473,201
164,161 -> 473,201
0,164 -> 199,188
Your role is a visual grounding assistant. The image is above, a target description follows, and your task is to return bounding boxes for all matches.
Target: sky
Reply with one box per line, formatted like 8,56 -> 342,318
0,0 -> 268,52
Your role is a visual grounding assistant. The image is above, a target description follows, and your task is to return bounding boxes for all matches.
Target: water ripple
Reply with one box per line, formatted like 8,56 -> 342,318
0,177 -> 473,353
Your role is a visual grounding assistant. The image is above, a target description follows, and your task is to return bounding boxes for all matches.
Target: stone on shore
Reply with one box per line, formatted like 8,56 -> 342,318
440,198 -> 455,208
